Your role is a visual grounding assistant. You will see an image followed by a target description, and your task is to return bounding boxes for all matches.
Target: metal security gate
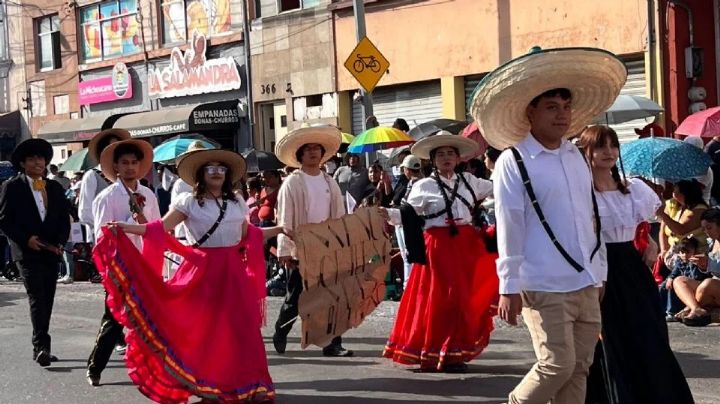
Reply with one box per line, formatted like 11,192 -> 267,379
464,74 -> 485,119
612,58 -> 649,143
351,80 -> 442,134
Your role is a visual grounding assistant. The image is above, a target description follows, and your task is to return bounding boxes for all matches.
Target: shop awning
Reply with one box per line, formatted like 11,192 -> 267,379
113,100 -> 244,138
0,110 -> 21,138
37,114 -> 126,144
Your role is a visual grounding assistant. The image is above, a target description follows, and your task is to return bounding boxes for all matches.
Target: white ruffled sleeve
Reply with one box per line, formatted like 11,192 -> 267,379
171,192 -> 195,216
629,178 -> 661,222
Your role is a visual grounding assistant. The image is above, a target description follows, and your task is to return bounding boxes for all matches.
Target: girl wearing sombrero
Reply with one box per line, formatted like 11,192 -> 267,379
95,149 -> 286,403
381,130 -> 499,373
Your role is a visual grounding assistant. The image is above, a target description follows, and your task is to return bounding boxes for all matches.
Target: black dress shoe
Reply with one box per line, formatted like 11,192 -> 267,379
322,346 -> 354,357
49,354 -> 58,362
272,333 -> 287,354
35,351 -> 51,367
86,371 -> 100,387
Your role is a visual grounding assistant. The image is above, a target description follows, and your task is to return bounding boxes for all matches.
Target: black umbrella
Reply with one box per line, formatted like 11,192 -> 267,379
242,149 -> 284,173
408,119 -> 469,140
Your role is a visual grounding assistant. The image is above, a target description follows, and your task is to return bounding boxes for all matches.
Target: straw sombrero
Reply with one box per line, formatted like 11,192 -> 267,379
177,149 -> 246,186
411,131 -> 479,160
470,47 -> 627,149
275,126 -> 341,168
88,129 -> 131,163
99,139 -> 154,182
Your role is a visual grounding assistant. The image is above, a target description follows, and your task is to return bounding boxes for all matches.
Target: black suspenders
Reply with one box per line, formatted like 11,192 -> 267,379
509,147 -> 601,273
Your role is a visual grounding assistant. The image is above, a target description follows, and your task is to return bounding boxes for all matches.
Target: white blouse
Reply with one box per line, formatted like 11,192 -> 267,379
596,178 -> 661,243
389,172 -> 493,229
172,193 -> 249,248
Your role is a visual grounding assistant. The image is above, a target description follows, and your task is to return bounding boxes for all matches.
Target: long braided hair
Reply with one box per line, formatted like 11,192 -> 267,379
430,146 -> 462,236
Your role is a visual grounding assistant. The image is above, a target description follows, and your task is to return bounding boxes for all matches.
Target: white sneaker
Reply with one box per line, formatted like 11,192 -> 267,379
58,276 -> 73,284
115,345 -> 127,355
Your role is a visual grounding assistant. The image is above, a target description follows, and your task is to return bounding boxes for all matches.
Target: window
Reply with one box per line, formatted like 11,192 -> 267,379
53,95 -> 69,114
278,0 -> 300,12
29,81 -> 47,117
161,0 -> 235,44
278,0 -> 319,12
306,94 -> 322,107
36,15 -> 61,71
79,0 -> 141,63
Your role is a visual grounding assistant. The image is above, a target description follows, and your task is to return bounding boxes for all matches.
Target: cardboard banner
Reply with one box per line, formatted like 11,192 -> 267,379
295,207 -> 391,348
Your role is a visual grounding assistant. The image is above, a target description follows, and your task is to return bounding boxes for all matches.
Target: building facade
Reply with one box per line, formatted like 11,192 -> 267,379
331,0 -> 719,142
248,0 -> 338,152
25,0 -> 250,155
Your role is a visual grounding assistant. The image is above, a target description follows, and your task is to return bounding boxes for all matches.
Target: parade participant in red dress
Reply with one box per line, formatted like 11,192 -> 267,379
382,132 -> 499,373
95,149 -> 287,403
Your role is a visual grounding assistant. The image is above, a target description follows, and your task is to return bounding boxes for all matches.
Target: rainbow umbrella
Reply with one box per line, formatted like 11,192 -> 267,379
347,127 -> 414,153
339,132 -> 355,153
341,132 -> 355,144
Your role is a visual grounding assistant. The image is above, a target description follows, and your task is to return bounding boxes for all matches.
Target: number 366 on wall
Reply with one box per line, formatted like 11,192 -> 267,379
260,84 -> 276,95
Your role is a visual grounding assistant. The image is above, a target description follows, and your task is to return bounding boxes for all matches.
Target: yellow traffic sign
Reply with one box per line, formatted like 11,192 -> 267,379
344,36 -> 390,93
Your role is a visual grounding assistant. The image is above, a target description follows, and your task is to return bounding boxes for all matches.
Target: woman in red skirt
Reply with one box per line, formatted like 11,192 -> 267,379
382,131 -> 499,373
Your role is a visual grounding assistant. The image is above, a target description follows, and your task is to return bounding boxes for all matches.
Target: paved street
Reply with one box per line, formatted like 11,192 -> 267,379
1,281 -> 719,403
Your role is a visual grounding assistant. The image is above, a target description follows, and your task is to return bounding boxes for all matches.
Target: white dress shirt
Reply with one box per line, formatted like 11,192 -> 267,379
27,176 -> 47,221
78,170 -> 109,226
93,181 -> 161,250
494,134 -> 607,295
172,193 -> 248,248
387,172 -> 493,229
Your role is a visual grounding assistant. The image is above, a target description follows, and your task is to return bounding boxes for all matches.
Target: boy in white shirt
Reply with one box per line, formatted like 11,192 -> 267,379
86,139 -> 160,387
272,127 -> 353,357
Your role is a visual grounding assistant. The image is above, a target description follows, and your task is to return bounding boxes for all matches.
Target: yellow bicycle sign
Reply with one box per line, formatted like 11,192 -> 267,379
344,37 -> 390,93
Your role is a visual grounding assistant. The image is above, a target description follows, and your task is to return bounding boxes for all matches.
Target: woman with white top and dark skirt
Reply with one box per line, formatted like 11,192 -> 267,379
578,126 -> 694,404
94,149 -> 284,403
382,131 -> 499,373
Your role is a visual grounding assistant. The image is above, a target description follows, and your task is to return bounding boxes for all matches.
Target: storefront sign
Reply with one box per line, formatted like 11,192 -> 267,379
79,63 -> 133,105
148,32 -> 242,99
120,100 -> 241,138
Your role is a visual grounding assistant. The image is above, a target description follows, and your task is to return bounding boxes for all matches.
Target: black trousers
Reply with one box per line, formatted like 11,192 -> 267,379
86,294 -> 124,377
18,260 -> 58,356
274,268 -> 342,349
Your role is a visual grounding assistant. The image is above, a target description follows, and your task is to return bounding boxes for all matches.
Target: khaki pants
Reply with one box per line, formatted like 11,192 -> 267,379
509,286 -> 601,404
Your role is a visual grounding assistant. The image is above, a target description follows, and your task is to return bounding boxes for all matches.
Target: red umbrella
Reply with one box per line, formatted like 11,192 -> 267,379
675,106 -> 720,137
461,122 -> 488,159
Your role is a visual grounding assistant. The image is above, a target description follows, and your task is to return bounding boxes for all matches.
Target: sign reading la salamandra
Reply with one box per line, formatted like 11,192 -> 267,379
148,31 -> 241,99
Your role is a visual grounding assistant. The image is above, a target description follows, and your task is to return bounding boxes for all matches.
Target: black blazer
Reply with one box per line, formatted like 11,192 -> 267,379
0,174 -> 71,263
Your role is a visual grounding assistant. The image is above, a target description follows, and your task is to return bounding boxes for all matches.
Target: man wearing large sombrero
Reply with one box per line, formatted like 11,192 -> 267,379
0,138 -> 70,367
272,126 -> 355,357
78,129 -> 131,227
86,138 -> 160,386
471,47 -> 626,403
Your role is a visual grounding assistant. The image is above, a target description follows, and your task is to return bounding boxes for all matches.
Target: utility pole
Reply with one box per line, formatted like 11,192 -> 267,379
352,0 -> 374,165
242,0 -> 255,150
352,0 -> 374,128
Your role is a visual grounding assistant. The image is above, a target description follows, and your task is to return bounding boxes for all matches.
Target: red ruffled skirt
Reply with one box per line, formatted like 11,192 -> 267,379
93,221 -> 274,403
383,225 -> 498,371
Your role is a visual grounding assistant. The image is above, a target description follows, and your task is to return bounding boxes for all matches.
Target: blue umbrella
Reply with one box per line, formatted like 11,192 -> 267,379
153,138 -> 215,163
620,137 -> 712,181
